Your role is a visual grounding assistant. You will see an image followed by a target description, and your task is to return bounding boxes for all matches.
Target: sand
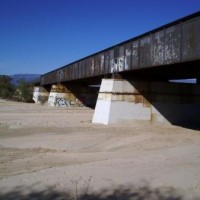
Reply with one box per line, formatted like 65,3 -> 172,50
0,99 -> 200,199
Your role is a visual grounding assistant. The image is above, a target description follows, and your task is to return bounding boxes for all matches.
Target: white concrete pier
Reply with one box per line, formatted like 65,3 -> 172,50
48,84 -> 78,107
92,79 -> 200,125
33,86 -> 49,104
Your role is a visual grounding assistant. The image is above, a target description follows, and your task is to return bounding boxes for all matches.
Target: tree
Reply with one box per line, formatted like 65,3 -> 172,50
17,79 -> 33,102
0,75 -> 15,99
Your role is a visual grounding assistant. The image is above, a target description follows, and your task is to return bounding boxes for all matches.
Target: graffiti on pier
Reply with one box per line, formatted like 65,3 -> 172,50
75,98 -> 83,107
38,95 -> 48,103
54,97 -> 84,107
54,98 -> 69,107
33,94 -> 48,103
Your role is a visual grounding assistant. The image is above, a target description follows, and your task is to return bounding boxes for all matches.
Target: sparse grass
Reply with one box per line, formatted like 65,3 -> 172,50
70,176 -> 92,200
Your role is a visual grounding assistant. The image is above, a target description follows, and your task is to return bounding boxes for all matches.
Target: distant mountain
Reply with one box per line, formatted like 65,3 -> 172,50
9,74 -> 41,86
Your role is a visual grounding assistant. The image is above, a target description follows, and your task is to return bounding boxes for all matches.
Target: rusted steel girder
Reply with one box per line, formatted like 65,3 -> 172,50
40,12 -> 200,86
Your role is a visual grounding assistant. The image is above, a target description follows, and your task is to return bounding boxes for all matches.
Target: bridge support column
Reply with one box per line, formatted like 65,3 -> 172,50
47,83 -> 98,107
92,79 -> 200,125
33,86 -> 49,104
48,83 -> 80,107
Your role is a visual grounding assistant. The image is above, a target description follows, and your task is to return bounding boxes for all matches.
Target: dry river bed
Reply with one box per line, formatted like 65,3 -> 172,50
0,99 -> 200,199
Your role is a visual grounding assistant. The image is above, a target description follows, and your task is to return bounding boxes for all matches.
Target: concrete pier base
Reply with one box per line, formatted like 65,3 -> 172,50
33,86 -> 49,104
92,79 -> 200,125
48,84 -> 79,107
47,83 -> 98,108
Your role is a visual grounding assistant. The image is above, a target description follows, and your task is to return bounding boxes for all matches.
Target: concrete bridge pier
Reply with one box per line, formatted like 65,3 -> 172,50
47,83 -> 98,107
48,83 -> 78,107
33,86 -> 49,104
92,78 -> 200,125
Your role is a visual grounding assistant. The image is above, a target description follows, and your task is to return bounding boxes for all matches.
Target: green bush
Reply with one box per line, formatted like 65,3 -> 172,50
0,75 -> 15,99
17,79 -> 34,102
0,76 -> 34,102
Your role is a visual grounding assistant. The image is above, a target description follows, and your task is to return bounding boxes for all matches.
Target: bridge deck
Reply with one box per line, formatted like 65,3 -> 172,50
41,12 -> 200,85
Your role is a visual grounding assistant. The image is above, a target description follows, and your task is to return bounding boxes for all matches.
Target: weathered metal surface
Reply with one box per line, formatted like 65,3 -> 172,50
104,50 -> 110,74
124,42 -> 132,70
140,35 -> 152,67
109,49 -> 115,73
165,25 -> 181,64
131,40 -> 139,69
40,12 -> 200,85
182,18 -> 200,60
152,30 -> 165,65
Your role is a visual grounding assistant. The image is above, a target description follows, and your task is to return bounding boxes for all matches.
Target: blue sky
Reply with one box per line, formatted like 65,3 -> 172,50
0,0 -> 200,75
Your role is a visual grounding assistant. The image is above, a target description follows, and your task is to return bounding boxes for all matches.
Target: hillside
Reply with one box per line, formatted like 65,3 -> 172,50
9,74 -> 41,86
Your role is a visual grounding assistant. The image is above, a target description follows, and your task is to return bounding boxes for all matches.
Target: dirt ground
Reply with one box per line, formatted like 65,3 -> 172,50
0,99 -> 200,199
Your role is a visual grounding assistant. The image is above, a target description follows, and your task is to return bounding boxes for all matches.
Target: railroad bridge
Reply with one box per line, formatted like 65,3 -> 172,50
33,12 -> 200,125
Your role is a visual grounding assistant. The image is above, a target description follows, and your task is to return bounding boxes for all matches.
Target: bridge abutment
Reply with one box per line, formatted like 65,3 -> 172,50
92,79 -> 200,125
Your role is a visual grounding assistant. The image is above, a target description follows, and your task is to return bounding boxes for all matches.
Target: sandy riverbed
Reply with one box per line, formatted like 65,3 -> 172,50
0,99 -> 200,199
